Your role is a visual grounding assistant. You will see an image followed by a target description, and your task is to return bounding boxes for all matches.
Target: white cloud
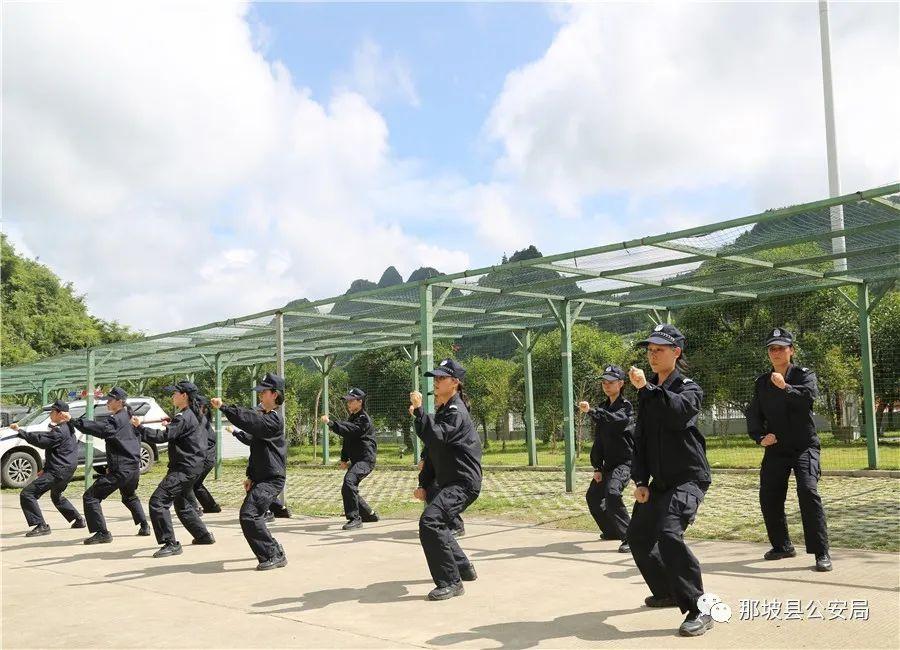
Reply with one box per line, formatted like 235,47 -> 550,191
486,2 -> 899,216
337,37 -> 421,108
2,2 -> 471,334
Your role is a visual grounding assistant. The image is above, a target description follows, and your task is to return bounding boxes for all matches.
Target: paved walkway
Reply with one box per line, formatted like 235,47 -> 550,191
1,493 -> 897,648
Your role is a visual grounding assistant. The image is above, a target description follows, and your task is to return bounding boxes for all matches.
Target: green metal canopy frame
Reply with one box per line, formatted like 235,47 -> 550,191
2,183 -> 898,490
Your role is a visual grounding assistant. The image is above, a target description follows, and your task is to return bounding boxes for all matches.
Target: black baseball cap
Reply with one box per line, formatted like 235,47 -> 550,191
600,365 -> 626,381
766,327 -> 794,347
638,323 -> 686,349
163,381 -> 199,394
103,387 -> 128,402
425,358 -> 466,381
44,400 -> 69,413
342,387 -> 366,401
253,372 -> 285,393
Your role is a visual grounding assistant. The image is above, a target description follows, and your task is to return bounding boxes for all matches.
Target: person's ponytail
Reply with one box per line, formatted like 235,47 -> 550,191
456,382 -> 471,411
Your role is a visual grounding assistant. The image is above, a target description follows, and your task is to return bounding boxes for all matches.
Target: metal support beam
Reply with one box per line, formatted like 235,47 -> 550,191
559,303 -> 576,492
409,344 -> 422,462
521,330 -> 538,467
84,349 -> 95,489
275,312 -> 287,504
419,284 -> 435,415
857,284 -> 879,468
214,354 -> 225,479
321,355 -> 333,465
40,379 -> 49,408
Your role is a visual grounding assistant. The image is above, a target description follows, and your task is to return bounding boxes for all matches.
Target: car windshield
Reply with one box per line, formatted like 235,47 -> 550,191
14,409 -> 48,427
13,400 -> 148,426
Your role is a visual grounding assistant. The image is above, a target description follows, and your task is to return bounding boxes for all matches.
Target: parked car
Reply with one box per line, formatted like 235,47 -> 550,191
0,397 -> 168,488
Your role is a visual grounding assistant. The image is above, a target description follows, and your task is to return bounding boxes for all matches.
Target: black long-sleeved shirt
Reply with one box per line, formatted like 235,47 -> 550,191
72,409 -> 141,474
414,393 -> 482,491
136,408 -> 205,475
18,421 -> 79,479
329,410 -> 377,464
587,396 -> 635,471
222,405 -> 286,482
632,370 -> 710,489
746,364 -> 820,452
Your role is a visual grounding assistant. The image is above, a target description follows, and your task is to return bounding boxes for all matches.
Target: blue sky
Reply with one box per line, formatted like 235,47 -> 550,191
4,1 -> 897,331
251,2 -> 557,180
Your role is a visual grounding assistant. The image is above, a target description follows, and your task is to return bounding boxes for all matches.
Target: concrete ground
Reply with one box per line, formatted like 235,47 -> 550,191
1,492 -> 897,649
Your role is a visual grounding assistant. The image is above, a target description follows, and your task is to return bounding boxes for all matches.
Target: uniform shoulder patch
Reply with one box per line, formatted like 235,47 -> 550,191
801,367 -> 810,372
682,378 -> 693,383
447,404 -> 459,411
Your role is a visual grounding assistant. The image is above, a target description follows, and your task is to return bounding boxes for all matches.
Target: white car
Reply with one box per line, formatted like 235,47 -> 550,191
0,397 -> 168,488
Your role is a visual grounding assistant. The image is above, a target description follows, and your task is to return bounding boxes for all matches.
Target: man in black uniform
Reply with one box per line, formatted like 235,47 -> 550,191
211,372 -> 287,570
578,365 -> 634,553
321,387 -> 379,530
134,381 -> 214,557
13,400 -> 85,536
410,358 -> 482,601
68,387 -> 150,543
415,447 -> 465,537
626,324 -> 714,637
746,327 -> 832,572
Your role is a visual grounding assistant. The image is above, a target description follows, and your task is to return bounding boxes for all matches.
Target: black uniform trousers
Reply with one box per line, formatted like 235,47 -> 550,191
342,461 -> 374,519
425,483 -> 464,532
760,447 -> 829,555
419,483 -> 479,587
21,472 -> 81,526
83,468 -> 148,534
240,477 -> 285,561
149,470 -> 210,545
184,452 -> 220,513
585,463 -> 631,540
627,481 -> 708,614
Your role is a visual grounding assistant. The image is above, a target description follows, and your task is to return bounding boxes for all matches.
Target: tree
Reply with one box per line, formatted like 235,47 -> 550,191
466,357 -> 517,450
1,235 -> 138,368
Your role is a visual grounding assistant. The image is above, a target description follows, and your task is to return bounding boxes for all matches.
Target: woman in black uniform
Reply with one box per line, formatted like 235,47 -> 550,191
68,387 -> 150,543
578,364 -> 634,553
409,358 -> 481,601
211,372 -> 288,571
133,381 -> 214,557
185,395 -> 222,515
321,387 -> 379,530
13,400 -> 85,535
626,324 -> 714,637
746,327 -> 831,571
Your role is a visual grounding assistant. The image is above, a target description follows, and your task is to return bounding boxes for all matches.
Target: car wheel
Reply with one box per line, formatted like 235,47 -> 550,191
139,442 -> 155,474
2,451 -> 38,488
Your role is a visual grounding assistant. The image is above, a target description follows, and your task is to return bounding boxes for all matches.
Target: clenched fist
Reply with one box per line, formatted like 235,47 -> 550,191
210,397 -> 223,409
634,486 -> 650,503
629,366 -> 647,389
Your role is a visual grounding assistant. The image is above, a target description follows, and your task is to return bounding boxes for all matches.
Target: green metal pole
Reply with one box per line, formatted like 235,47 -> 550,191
249,365 -> 259,408
214,353 -> 224,479
523,330 -> 538,467
84,349 -> 95,489
560,303 -> 576,492
275,313 -> 287,502
411,343 -> 422,462
321,355 -> 331,465
40,379 -> 49,408
858,283 -> 879,468
420,284 -> 435,414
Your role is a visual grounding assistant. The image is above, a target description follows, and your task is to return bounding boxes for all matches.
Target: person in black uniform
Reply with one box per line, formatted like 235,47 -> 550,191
211,372 -> 287,570
578,365 -> 634,553
67,387 -> 150,544
133,381 -> 214,557
185,395 -> 222,515
410,358 -> 481,601
13,400 -> 85,536
746,327 -> 832,572
626,324 -> 714,637
321,387 -> 379,530
415,447 -> 465,537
